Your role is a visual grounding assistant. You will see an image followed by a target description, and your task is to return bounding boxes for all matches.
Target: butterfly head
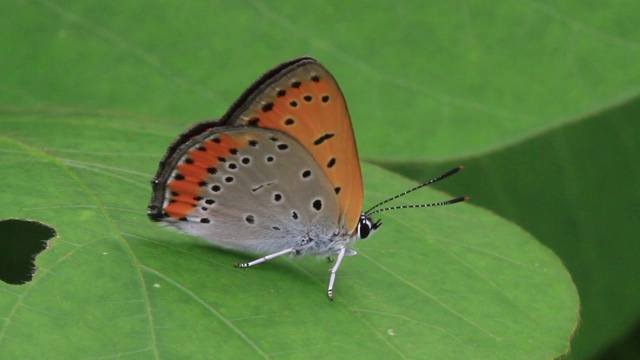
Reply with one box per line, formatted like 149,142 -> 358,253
357,214 -> 382,240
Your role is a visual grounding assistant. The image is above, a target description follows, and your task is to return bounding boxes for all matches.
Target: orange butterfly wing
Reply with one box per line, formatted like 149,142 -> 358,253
223,57 -> 363,233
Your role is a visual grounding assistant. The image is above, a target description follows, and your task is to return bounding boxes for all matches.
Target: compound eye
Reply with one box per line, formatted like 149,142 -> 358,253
358,215 -> 372,239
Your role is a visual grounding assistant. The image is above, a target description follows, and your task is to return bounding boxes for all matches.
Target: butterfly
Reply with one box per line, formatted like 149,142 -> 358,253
147,57 -> 467,300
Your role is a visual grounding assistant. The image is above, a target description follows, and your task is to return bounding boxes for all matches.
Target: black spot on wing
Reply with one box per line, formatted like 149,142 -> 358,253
313,133 -> 335,145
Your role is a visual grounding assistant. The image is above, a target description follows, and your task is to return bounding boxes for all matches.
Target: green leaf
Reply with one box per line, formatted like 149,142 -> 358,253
0,116 -> 575,358
392,97 -> 640,359
2,0 -> 610,357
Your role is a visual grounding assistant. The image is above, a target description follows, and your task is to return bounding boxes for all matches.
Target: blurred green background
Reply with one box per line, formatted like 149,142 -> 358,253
1,1 -> 639,358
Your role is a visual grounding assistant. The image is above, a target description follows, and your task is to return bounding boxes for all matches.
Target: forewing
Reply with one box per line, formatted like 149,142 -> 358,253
222,57 -> 363,233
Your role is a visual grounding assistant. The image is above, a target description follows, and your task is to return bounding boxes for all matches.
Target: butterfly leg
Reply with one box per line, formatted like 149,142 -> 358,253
235,248 -> 296,268
327,246 -> 347,301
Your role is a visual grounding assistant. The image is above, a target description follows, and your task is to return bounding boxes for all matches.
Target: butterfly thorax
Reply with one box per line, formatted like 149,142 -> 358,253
293,213 -> 381,257
290,226 -> 358,257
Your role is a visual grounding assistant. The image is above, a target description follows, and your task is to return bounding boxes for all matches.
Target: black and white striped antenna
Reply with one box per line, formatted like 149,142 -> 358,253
364,166 -> 469,217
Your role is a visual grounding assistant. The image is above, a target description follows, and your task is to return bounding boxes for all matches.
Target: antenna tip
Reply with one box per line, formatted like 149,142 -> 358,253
463,196 -> 470,201
458,165 -> 464,170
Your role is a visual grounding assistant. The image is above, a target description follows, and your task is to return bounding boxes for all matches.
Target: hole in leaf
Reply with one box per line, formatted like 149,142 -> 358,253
0,218 -> 56,285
